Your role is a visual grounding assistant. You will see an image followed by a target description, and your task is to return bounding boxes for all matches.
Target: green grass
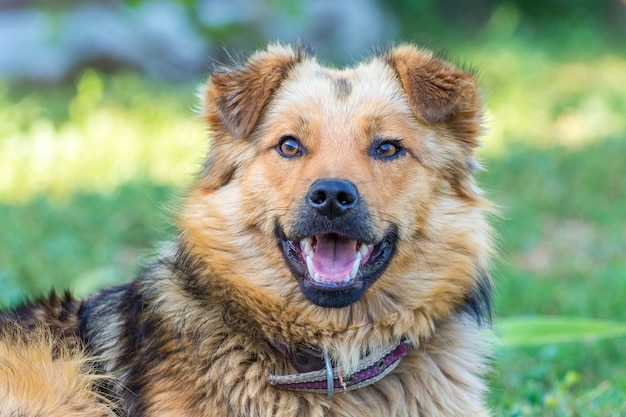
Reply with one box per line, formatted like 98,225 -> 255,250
1,40 -> 625,415
481,137 -> 626,415
0,70 -> 206,203
0,182 -> 179,302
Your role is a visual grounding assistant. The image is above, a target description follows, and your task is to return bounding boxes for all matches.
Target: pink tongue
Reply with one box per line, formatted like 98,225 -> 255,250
312,234 -> 357,281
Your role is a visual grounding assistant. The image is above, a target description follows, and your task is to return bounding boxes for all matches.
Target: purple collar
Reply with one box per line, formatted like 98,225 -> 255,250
269,338 -> 410,398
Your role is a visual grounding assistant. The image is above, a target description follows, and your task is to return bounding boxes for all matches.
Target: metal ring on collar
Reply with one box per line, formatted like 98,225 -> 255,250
324,352 -> 333,398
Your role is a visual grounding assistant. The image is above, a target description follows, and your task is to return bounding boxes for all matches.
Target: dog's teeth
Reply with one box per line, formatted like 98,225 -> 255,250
300,238 -> 314,257
358,243 -> 373,265
306,255 -> 315,276
350,253 -> 362,279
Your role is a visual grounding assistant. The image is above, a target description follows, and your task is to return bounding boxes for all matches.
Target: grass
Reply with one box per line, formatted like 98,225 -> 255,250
1,40 -> 625,415
0,70 -> 207,203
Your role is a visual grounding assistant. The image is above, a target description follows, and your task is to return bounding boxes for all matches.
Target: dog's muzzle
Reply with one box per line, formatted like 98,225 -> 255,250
277,178 -> 397,308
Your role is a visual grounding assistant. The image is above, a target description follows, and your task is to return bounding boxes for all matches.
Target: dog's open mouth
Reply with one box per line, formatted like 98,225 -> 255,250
299,234 -> 373,289
278,227 -> 396,306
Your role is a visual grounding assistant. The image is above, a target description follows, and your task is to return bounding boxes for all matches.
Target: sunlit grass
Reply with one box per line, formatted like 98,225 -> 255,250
477,52 -> 626,153
0,70 -> 206,203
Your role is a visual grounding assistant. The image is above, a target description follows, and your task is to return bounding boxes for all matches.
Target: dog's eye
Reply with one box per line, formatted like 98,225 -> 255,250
371,139 -> 406,160
277,136 -> 304,158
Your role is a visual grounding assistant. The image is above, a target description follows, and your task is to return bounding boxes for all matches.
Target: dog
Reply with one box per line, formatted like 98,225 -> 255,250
0,43 -> 494,417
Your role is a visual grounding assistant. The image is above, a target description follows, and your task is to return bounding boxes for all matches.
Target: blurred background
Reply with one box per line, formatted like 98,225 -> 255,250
0,0 -> 625,415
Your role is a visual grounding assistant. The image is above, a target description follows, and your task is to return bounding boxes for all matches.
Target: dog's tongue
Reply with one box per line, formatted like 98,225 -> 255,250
312,234 -> 357,281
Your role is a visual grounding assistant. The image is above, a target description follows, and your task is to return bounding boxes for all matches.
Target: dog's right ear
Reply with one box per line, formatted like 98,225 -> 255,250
204,44 -> 305,139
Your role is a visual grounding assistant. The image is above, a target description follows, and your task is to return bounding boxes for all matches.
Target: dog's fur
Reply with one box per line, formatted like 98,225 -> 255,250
0,44 -> 494,416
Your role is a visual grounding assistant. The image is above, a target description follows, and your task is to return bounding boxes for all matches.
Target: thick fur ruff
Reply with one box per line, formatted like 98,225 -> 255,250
1,44 -> 495,416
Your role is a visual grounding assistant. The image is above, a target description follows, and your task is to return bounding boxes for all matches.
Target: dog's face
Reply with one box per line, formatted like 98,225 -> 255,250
245,56 -> 430,308
183,45 -> 490,323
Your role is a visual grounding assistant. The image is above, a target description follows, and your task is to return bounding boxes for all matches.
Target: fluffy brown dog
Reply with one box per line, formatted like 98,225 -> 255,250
0,44 -> 494,416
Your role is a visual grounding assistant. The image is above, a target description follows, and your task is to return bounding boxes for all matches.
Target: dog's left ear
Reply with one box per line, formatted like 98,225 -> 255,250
387,45 -> 482,148
205,44 -> 305,139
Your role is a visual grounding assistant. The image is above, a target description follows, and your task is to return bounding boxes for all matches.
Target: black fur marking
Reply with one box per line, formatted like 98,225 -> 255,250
0,291 -> 82,344
201,152 -> 238,184
460,268 -> 493,326
121,281 -> 157,417
79,283 -> 131,346
334,77 -> 352,99
78,283 -> 132,415
1,291 -> 72,320
173,242 -> 213,302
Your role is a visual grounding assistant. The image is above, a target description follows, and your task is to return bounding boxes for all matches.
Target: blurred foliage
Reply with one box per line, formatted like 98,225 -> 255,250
25,0 -> 626,50
0,70 -> 205,202
497,317 -> 626,347
0,182 -> 179,303
114,0 -> 626,57
492,343 -> 626,416
383,0 -> 625,49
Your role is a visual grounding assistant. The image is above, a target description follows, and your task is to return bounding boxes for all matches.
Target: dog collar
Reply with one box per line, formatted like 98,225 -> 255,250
268,338 -> 409,398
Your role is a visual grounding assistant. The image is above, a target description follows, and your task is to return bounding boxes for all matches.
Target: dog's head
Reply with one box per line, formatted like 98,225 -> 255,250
182,44 -> 491,327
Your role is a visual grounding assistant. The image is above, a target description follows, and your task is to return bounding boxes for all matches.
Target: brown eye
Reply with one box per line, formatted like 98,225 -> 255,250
370,139 -> 406,160
277,136 -> 304,158
378,143 -> 398,157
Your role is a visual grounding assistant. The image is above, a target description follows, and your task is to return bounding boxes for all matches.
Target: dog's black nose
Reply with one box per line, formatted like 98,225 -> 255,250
307,179 -> 358,219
